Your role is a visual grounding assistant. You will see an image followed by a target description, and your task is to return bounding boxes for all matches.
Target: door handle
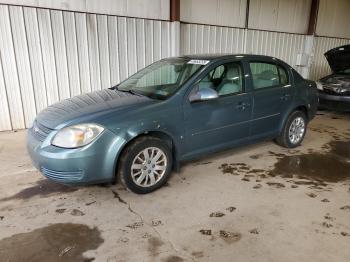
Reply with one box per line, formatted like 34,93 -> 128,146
236,102 -> 250,110
280,94 -> 291,100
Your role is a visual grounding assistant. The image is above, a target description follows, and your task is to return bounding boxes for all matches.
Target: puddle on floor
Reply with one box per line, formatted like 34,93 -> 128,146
218,140 -> 350,187
0,223 -> 103,261
0,179 -> 78,201
269,141 -> 350,183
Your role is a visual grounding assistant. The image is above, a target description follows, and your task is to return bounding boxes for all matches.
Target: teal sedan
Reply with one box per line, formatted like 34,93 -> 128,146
27,54 -> 318,194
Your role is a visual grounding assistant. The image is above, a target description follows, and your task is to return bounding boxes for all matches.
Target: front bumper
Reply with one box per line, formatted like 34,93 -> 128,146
318,92 -> 350,111
27,124 -> 126,185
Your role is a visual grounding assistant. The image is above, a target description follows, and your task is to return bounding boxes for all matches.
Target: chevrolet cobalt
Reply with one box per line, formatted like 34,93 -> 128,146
27,54 -> 318,194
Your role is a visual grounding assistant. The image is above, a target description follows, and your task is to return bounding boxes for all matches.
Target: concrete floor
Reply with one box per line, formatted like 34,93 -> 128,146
0,111 -> 349,262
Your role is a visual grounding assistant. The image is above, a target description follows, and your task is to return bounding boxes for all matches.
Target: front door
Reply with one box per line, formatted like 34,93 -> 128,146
183,61 -> 253,158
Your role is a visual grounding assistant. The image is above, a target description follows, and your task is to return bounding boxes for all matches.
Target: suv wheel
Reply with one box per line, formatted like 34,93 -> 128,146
118,136 -> 173,194
276,110 -> 307,148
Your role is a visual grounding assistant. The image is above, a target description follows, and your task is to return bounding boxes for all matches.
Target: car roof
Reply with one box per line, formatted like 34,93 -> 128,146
178,53 -> 281,62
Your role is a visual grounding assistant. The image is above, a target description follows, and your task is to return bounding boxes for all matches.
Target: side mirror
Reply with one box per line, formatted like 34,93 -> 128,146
189,86 -> 219,103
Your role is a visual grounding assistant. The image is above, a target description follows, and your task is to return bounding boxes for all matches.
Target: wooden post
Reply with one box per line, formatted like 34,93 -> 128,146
170,0 -> 180,22
245,0 -> 250,28
307,0 -> 320,35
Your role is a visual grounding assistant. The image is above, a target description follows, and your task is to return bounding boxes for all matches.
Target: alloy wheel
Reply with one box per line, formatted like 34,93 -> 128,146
131,147 -> 167,187
288,117 -> 305,144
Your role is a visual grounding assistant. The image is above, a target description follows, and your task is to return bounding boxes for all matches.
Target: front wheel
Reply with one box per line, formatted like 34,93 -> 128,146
276,111 -> 307,148
118,136 -> 173,194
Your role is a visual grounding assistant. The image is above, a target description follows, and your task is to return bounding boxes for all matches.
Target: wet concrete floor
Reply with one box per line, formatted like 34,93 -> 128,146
0,111 -> 349,261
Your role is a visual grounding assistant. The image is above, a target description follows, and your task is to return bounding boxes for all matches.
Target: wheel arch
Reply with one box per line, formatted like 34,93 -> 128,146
279,104 -> 309,135
112,130 -> 180,182
293,105 -> 309,120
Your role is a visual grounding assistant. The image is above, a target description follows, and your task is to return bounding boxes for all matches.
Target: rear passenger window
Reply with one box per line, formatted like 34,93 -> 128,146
249,62 -> 289,89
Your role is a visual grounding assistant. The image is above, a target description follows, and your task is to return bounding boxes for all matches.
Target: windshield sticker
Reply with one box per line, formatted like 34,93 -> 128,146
187,60 -> 210,65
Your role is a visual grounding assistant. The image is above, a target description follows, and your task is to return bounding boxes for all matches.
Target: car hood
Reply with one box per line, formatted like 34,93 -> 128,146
36,89 -> 153,129
325,45 -> 350,73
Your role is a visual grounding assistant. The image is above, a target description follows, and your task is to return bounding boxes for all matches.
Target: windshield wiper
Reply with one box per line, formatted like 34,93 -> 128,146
117,88 -> 145,97
128,89 -> 145,96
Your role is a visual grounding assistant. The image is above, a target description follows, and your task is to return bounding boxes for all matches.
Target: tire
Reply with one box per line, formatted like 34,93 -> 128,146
275,110 -> 307,148
117,136 -> 173,194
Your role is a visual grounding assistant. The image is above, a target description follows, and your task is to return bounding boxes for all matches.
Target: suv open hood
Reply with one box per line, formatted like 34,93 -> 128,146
324,44 -> 350,73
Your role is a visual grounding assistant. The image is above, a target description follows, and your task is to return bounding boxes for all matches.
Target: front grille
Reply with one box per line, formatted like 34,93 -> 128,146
41,167 -> 84,182
30,121 -> 53,142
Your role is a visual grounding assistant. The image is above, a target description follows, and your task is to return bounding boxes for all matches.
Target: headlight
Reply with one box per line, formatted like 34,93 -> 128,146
336,87 -> 347,93
52,124 -> 104,148
315,81 -> 323,91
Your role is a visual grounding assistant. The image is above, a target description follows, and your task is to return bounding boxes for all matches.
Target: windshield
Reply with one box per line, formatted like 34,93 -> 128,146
117,58 -> 204,99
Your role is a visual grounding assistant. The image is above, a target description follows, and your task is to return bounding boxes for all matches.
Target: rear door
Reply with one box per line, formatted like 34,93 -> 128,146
247,60 -> 293,137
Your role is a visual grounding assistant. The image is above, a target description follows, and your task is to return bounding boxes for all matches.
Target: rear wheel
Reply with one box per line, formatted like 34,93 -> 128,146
276,110 -> 307,148
118,136 -> 172,194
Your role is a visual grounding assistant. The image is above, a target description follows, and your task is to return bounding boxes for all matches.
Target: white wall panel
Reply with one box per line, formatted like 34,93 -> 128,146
97,15 -> 111,89
153,21 -> 162,62
23,7 -> 47,113
309,37 -> 350,80
108,16 -> 120,85
0,4 -> 174,131
87,14 -> 101,91
246,30 -> 307,73
37,8 -> 59,104
0,0 -> 170,20
0,50 -> 12,131
51,10 -> 70,100
316,0 -> 350,39
249,0 -> 312,34
117,17 -> 128,81
9,5 -> 37,127
75,12 -> 91,94
181,23 -> 247,55
127,18 -> 137,76
0,5 -> 25,129
181,24 -> 306,74
144,20 -> 154,66
63,11 -> 81,97
180,0 -> 247,28
136,19 -> 146,71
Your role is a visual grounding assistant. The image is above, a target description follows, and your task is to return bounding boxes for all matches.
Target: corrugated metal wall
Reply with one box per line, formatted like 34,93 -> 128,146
1,3 -> 350,132
181,23 -> 307,74
180,0 -> 247,28
180,23 -> 246,54
309,37 -> 350,80
0,4 -> 174,131
316,0 -> 350,39
248,0 -> 312,34
246,30 -> 307,71
0,0 -> 170,20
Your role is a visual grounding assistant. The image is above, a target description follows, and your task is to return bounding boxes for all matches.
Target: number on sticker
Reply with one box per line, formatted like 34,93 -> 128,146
187,60 -> 210,65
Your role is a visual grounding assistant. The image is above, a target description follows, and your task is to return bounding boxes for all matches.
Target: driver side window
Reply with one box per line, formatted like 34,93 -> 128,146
198,62 -> 243,96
